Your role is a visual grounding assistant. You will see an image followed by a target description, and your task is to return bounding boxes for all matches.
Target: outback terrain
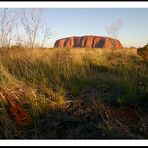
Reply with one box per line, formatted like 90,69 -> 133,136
0,42 -> 148,139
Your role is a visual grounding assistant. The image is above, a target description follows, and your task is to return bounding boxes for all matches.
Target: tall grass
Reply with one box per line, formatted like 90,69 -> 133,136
0,47 -> 147,138
0,47 -> 145,99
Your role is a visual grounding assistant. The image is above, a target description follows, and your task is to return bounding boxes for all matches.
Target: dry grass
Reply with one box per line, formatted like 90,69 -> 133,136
0,47 -> 148,139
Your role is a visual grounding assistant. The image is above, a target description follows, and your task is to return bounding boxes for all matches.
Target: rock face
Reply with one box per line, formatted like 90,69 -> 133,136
54,36 -> 123,48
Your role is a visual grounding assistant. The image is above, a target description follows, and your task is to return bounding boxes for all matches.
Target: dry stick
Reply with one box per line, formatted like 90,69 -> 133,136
104,108 -> 112,122
114,118 -> 141,138
101,103 -> 112,125
99,110 -> 106,124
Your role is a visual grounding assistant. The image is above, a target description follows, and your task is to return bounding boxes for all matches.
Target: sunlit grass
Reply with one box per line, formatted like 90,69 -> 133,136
0,47 -> 147,139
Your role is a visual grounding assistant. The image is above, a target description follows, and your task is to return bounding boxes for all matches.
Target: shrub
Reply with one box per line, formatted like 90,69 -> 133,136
137,45 -> 148,60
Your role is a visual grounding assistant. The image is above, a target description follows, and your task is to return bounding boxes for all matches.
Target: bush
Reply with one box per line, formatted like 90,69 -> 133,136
137,45 -> 148,60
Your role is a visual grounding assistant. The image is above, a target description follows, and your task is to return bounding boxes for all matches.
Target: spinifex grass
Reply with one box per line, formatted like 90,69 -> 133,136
0,47 -> 147,139
0,47 -> 146,103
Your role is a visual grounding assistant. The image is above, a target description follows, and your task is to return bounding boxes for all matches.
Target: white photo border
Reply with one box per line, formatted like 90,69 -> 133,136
0,1 -> 148,146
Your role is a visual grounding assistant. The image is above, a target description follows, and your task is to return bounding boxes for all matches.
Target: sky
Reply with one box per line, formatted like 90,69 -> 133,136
42,8 -> 148,48
3,8 -> 148,48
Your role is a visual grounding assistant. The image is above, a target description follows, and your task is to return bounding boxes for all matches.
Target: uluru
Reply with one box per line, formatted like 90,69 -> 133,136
54,35 -> 123,48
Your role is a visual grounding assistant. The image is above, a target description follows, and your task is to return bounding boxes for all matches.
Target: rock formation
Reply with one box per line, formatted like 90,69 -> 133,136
54,36 -> 123,48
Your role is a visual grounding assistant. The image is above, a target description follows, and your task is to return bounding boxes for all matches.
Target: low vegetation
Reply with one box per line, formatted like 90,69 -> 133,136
0,47 -> 148,139
137,44 -> 148,61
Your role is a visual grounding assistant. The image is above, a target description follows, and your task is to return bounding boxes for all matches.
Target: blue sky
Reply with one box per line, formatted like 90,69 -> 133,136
42,8 -> 148,48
